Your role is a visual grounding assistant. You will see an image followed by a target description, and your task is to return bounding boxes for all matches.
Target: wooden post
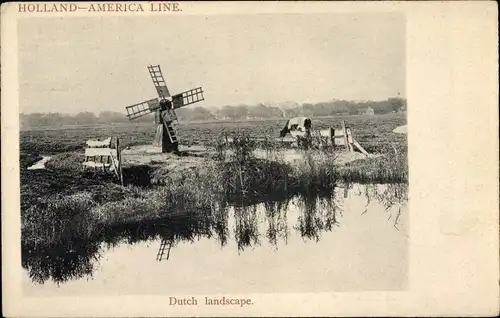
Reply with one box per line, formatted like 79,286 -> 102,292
341,120 -> 350,152
353,139 -> 370,156
346,128 -> 354,152
108,137 -> 119,181
117,138 -> 124,186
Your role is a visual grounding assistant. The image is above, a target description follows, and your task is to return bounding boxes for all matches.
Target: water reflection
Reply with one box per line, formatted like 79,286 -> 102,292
22,182 -> 408,286
295,188 -> 342,242
357,183 -> 408,231
263,199 -> 290,250
233,204 -> 261,251
22,239 -> 102,285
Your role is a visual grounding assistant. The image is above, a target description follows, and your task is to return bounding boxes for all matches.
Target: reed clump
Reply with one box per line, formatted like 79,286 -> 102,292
290,149 -> 338,191
211,131 -> 291,199
335,143 -> 408,183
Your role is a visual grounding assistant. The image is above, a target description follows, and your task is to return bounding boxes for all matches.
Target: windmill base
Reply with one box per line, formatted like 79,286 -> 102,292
153,124 -> 178,153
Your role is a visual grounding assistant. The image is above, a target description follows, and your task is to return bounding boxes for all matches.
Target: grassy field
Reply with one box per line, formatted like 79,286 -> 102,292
20,113 -> 407,249
20,114 -> 407,157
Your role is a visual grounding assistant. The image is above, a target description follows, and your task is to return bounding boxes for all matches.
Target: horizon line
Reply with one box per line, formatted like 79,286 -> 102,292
20,96 -> 407,115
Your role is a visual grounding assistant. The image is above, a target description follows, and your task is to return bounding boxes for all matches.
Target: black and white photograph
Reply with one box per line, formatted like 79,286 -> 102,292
2,1 -> 498,317
18,10 -> 409,296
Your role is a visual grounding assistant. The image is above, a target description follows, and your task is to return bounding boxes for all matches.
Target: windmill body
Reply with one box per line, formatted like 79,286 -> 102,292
125,65 -> 205,153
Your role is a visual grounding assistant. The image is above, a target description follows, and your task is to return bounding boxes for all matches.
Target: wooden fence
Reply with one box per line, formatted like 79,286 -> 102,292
285,121 -> 369,155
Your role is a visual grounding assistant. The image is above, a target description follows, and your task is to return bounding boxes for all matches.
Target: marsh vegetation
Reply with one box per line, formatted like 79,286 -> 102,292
20,114 -> 408,289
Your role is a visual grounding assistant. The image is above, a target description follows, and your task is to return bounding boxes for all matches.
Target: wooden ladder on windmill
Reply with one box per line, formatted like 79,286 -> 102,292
165,122 -> 178,144
125,64 -> 205,153
148,61 -> 180,145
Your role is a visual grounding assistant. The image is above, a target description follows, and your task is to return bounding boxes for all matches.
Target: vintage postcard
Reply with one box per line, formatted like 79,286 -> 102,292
1,1 -> 498,317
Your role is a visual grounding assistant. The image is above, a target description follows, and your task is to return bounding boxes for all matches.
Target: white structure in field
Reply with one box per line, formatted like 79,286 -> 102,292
280,117 -> 312,138
83,136 -> 123,185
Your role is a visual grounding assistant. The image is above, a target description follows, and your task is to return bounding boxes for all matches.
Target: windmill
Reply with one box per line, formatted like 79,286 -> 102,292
125,65 -> 205,153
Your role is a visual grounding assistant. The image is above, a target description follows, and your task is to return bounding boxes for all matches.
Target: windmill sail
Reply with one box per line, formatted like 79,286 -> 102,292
172,87 -> 204,109
125,98 -> 160,120
148,64 -> 171,99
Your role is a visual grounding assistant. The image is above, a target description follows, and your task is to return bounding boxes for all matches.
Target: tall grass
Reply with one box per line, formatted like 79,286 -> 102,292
21,130 -> 407,248
22,193 -> 99,247
290,149 -> 338,190
22,181 -> 220,248
210,131 -> 291,200
335,142 -> 408,183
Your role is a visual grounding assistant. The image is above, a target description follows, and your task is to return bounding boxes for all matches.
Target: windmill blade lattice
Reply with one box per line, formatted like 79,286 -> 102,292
172,87 -> 205,109
148,64 -> 171,99
125,98 -> 160,120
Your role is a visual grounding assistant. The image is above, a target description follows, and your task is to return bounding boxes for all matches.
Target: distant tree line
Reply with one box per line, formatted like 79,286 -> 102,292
20,98 -> 406,128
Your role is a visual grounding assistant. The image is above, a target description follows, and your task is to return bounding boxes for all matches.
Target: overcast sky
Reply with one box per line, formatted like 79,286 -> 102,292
18,13 -> 405,114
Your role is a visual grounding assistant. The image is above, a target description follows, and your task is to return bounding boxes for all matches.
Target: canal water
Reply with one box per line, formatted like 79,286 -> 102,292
22,183 -> 408,296
26,156 -> 51,170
